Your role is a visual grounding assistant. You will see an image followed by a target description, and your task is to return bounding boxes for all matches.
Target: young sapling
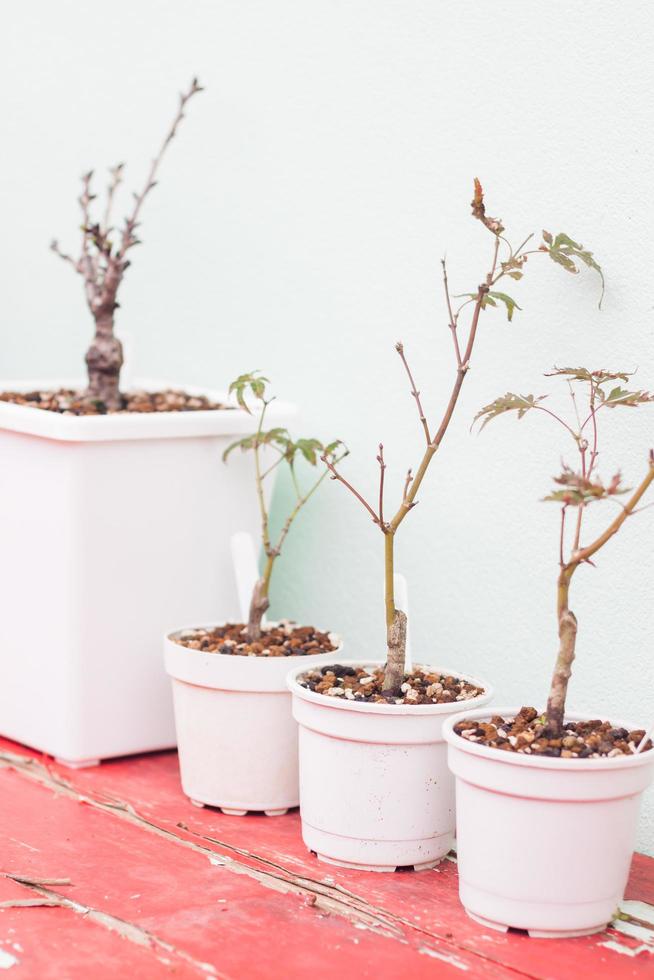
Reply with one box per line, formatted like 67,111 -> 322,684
474,367 -> 654,744
224,372 -> 346,643
50,79 -> 203,409
323,182 -> 603,698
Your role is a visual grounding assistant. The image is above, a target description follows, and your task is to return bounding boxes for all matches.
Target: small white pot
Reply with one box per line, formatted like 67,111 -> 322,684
288,661 -> 493,872
165,624 -> 343,814
443,706 -> 654,938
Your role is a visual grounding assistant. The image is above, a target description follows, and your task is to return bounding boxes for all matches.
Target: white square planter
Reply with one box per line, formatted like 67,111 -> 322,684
0,378 -> 292,765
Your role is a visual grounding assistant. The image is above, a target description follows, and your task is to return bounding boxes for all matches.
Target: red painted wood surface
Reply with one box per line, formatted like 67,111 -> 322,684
0,737 -> 652,978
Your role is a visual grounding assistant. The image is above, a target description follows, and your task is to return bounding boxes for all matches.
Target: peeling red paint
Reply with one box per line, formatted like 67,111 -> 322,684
0,737 -> 652,979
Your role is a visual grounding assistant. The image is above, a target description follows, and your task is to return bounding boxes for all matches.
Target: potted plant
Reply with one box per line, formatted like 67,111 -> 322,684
287,183 -> 603,872
0,81 -> 292,767
165,372 -> 346,815
444,367 -> 654,936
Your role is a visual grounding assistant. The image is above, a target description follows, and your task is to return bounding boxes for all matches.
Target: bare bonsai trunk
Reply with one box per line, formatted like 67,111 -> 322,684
545,570 -> 578,736
247,577 -> 270,642
544,461 -> 654,736
382,531 -> 407,694
383,609 -> 407,696
85,312 -> 124,409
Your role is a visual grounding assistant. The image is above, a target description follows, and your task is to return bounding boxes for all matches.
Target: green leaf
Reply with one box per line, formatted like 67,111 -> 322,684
602,386 -> 654,408
294,438 -> 324,466
323,439 -> 347,460
457,291 -> 521,321
545,366 -> 634,386
488,291 -> 522,322
541,231 -> 605,308
228,371 -> 270,412
473,392 -> 547,431
222,434 -> 257,461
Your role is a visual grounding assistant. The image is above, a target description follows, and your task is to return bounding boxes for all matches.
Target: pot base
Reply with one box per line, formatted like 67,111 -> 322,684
314,851 -> 440,873
55,757 -> 100,770
466,910 -> 606,939
303,821 -> 452,873
188,798 -> 292,817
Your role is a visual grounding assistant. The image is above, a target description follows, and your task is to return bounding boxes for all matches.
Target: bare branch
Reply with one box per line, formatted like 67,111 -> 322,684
402,468 -> 413,503
118,78 -> 203,257
442,258 -> 463,367
103,163 -> 124,234
376,444 -> 386,528
559,504 -> 567,567
321,453 -> 381,526
50,240 -> 77,267
395,342 -> 431,444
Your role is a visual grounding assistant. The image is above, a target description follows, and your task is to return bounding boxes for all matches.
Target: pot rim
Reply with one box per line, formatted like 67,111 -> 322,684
287,659 -> 493,716
166,620 -> 343,663
442,706 -> 654,771
0,377 -> 295,443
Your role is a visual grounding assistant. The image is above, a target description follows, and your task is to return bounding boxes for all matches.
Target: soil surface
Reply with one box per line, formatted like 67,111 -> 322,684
297,663 -> 485,704
454,706 -> 652,757
0,388 -> 226,415
174,622 -> 338,657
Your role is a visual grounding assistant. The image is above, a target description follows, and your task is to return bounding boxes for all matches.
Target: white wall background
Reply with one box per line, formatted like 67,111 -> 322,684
2,1 -> 653,852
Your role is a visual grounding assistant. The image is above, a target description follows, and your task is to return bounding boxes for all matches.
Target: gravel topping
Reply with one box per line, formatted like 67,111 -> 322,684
174,621 -> 338,657
0,388 -> 226,415
298,663 -> 484,705
454,706 -> 652,757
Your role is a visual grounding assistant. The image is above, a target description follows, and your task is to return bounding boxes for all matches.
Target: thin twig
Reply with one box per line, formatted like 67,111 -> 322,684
376,444 -> 386,528
321,454 -> 381,525
559,504 -> 568,567
50,241 -> 77,266
533,405 -> 579,442
442,258 -> 463,367
118,78 -> 203,258
402,468 -> 413,502
103,163 -> 124,234
568,381 -> 582,431
512,232 -> 534,258
395,342 -> 431,444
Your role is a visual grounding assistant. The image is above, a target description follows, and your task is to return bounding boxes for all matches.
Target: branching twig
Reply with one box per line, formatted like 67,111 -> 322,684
442,259 -> 463,368
118,78 -> 203,259
559,505 -> 567,567
395,342 -> 431,444
376,444 -> 387,528
321,454 -> 381,526
103,163 -> 124,234
402,468 -> 413,503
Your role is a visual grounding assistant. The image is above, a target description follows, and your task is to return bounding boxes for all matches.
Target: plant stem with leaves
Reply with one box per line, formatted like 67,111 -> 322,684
224,373 -> 346,642
475,368 -> 654,734
325,181 -> 603,696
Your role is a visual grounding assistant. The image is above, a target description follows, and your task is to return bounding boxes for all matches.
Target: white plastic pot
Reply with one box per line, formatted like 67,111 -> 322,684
444,706 -> 654,938
0,378 -> 292,766
165,624 -> 343,814
288,661 -> 493,871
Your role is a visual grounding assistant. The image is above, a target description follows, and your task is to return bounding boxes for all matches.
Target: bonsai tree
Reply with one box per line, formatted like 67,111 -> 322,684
474,367 -> 654,736
50,78 -> 203,409
323,182 -> 603,696
224,372 -> 346,641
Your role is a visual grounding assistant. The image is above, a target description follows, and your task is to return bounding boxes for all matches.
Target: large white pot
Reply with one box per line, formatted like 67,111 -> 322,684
443,706 -> 654,938
0,378 -> 292,766
288,661 -> 493,871
165,625 -> 343,814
